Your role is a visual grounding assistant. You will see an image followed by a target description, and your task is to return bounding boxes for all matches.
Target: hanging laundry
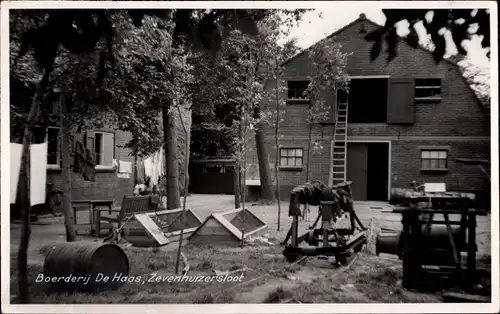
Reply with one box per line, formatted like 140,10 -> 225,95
119,160 -> 132,173
9,142 -> 48,206
141,145 -> 166,189
143,157 -> 154,179
117,160 -> 132,179
73,140 -> 96,181
10,143 -> 23,204
117,173 -> 130,179
30,142 -> 48,205
159,146 -> 166,177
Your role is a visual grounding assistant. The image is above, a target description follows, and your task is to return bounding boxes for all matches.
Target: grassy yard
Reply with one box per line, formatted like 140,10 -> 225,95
9,195 -> 493,304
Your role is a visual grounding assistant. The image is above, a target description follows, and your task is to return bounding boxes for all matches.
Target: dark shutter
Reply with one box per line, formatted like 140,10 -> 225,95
84,131 -> 96,152
387,78 -> 415,124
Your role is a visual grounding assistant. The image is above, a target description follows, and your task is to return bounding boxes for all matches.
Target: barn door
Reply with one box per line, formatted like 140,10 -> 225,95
387,78 -> 415,124
346,143 -> 368,201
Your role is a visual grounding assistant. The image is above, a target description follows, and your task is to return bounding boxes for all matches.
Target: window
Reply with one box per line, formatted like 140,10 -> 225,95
287,81 -> 310,101
421,150 -> 448,171
85,131 -> 115,167
280,148 -> 303,167
33,126 -> 60,166
415,78 -> 441,101
47,128 -> 59,165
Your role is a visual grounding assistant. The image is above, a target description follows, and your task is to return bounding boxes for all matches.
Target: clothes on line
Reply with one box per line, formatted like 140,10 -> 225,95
10,143 -> 22,203
73,141 -> 96,181
118,160 -> 133,174
117,173 -> 130,179
113,159 -> 132,179
143,146 -> 165,187
10,142 -> 48,206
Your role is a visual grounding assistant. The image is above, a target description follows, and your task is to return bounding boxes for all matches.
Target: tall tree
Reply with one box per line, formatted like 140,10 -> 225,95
188,10 -> 309,205
366,9 -> 491,62
306,40 -> 350,186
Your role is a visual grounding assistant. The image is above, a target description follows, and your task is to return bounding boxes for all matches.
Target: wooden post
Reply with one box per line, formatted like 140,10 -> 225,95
17,84 -> 43,303
290,216 -> 299,247
274,75 -> 282,231
133,154 -> 138,185
402,211 -> 421,289
233,162 -> 241,209
467,212 -> 477,286
60,91 -> 76,241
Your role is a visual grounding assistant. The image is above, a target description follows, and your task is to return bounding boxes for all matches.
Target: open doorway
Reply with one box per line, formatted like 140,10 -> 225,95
338,78 -> 388,123
366,143 -> 389,201
346,142 -> 389,201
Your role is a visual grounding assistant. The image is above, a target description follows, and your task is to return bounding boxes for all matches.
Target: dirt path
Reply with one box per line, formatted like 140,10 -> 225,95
235,267 -> 318,303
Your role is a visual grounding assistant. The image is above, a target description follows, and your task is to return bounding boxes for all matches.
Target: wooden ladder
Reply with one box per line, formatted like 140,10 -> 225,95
332,95 -> 349,185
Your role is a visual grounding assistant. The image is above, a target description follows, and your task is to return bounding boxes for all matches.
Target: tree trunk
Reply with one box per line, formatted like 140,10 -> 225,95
175,106 -> 190,274
241,119 -> 247,248
133,154 -> 138,184
60,93 -> 76,241
253,106 -> 276,204
238,120 -> 244,205
162,100 -> 181,209
17,85 -> 42,303
233,161 -> 241,208
274,77 -> 282,231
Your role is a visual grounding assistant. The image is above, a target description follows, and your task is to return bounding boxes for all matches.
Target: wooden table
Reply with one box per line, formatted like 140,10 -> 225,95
72,200 -> 114,235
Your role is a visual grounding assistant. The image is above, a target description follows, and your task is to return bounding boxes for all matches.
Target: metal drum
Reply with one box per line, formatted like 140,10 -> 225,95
43,242 -> 130,292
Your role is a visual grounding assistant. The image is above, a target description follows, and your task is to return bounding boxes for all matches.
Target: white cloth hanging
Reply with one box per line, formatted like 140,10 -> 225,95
10,143 -> 23,203
143,157 -> 154,178
159,146 -> 165,177
10,142 -> 48,206
118,160 -> 132,174
30,142 -> 48,205
142,145 -> 166,187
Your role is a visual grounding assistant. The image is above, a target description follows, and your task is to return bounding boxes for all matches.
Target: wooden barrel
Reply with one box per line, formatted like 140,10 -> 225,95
390,188 -> 414,205
43,242 -> 130,292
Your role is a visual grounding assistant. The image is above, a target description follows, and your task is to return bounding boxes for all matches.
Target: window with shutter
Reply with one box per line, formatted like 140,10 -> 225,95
85,131 -> 115,167
387,78 -> 415,124
85,131 -> 96,154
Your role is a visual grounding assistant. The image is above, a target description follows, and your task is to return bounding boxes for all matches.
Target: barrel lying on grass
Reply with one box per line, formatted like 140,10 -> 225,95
43,242 -> 130,293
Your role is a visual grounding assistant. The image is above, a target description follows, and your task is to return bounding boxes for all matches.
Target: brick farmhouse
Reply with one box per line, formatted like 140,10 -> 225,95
25,112 -> 190,207
246,14 -> 490,202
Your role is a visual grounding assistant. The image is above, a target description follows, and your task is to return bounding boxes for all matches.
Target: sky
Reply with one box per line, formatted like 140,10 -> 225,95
281,6 -> 491,70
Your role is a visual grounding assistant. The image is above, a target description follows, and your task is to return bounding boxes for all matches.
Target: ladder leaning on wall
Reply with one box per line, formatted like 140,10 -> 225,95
331,89 -> 349,185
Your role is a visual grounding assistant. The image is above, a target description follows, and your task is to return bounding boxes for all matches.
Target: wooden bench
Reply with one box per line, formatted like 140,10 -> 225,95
94,195 -> 160,238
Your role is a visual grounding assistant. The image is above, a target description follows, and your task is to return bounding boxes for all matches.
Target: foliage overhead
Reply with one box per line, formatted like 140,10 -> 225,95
11,9 -> 310,157
305,39 -> 350,128
189,11 -> 304,158
14,9 -> 311,89
366,9 -> 491,62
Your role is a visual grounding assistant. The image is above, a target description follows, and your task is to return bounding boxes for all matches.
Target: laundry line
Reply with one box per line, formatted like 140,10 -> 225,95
141,144 -> 167,187
10,142 -> 48,206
